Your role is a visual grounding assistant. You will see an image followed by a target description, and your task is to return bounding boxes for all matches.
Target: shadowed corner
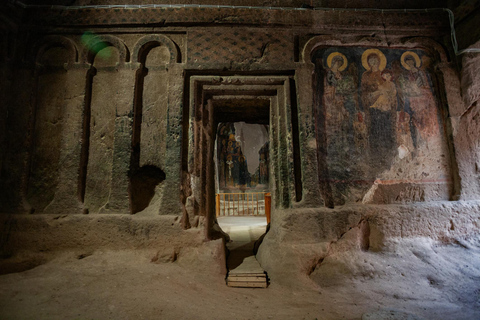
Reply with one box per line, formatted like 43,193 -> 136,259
130,165 -> 166,214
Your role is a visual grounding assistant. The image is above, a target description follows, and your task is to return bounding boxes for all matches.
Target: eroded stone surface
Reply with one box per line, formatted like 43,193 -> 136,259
0,3 -> 479,308
362,310 -> 426,320
257,201 -> 480,281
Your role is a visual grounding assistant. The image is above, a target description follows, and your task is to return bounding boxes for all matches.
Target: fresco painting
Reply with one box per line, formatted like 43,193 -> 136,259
256,141 -> 270,186
216,123 -> 269,192
313,47 -> 451,205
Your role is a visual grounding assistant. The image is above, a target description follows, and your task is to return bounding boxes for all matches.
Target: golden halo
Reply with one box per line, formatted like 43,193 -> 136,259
401,51 -> 421,70
361,48 -> 387,71
326,52 -> 348,72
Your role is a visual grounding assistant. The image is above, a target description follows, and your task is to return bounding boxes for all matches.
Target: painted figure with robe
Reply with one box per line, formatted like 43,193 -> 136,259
323,52 -> 359,152
313,46 -> 449,206
360,49 -> 397,167
258,141 -> 269,185
226,135 -> 241,187
217,123 -> 259,190
397,51 -> 439,145
238,154 -> 248,189
217,124 -> 240,188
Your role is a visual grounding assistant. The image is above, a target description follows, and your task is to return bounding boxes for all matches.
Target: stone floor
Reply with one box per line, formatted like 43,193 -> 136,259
1,226 -> 480,319
217,215 -> 267,272
217,216 -> 267,247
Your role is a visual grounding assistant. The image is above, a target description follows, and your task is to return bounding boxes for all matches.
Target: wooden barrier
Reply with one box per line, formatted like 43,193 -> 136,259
265,193 -> 271,224
216,192 -> 269,217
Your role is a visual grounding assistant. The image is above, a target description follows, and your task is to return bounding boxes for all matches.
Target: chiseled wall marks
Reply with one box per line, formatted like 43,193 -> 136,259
83,46 -> 121,213
27,48 -> 70,212
139,45 -> 170,169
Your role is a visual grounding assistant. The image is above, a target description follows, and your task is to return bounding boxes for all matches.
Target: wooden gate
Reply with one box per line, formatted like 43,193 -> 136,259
216,192 -> 270,217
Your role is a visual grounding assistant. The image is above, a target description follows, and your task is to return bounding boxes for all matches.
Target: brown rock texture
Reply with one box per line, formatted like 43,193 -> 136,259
0,4 -> 480,316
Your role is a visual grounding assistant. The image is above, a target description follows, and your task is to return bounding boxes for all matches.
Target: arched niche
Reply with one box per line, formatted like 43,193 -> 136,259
38,46 -> 72,67
32,35 -> 79,68
93,46 -> 120,68
130,37 -> 176,214
83,34 -> 129,66
132,35 -> 179,64
27,37 -> 77,212
80,35 -> 130,213
307,36 -> 458,207
144,45 -> 171,68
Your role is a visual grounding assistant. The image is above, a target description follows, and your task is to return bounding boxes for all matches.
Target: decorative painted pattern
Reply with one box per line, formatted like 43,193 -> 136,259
187,30 -> 292,64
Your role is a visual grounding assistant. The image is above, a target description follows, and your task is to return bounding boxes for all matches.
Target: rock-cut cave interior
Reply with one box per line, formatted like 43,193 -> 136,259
1,0 -> 480,319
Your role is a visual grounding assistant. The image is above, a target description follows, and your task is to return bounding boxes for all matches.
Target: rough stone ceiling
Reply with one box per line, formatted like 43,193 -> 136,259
17,0 -> 452,9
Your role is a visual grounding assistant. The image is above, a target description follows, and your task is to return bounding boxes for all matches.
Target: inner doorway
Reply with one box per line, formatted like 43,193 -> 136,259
183,74 -> 302,285
215,121 -> 270,287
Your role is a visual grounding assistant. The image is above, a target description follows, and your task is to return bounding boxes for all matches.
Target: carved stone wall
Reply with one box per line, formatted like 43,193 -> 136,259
0,30 -> 184,216
0,2 -> 479,269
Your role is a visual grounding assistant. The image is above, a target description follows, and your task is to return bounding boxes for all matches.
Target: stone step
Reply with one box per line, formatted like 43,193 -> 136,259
227,280 -> 268,288
226,256 -> 268,288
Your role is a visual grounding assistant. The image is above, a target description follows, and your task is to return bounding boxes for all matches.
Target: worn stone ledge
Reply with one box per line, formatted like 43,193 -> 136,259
0,213 -> 205,257
270,201 -> 480,244
258,201 -> 480,282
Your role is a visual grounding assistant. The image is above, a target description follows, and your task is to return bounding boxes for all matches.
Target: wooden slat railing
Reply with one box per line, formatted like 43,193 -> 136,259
216,192 -> 269,217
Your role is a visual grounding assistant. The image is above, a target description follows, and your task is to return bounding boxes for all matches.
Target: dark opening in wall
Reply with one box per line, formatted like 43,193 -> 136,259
130,165 -> 166,214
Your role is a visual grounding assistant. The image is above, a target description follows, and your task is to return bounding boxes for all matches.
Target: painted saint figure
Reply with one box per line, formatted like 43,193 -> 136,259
313,46 -> 451,206
238,154 -> 248,189
324,53 -> 349,134
226,154 -> 234,186
324,52 -> 359,151
360,49 -> 396,168
258,142 -> 269,185
216,123 -> 256,190
398,51 -> 439,145
361,50 -> 385,109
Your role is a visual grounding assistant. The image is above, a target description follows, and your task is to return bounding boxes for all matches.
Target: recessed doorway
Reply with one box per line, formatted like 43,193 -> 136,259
214,121 -> 270,286
182,74 -> 303,286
